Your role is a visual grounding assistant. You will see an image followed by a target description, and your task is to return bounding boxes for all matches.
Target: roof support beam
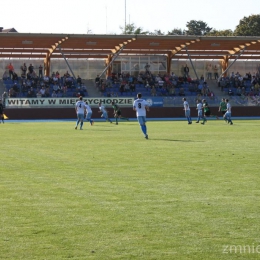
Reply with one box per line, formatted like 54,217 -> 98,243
218,47 -> 247,81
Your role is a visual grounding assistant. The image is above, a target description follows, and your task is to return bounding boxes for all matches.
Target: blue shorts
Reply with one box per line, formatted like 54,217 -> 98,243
86,112 -> 92,120
101,111 -> 108,119
77,113 -> 84,120
185,110 -> 190,117
137,116 -> 146,125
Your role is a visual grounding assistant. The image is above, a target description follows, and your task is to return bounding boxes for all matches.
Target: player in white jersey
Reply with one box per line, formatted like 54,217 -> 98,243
195,99 -> 203,123
224,99 -> 233,125
182,98 -> 192,124
75,96 -> 86,130
133,93 -> 150,139
84,101 -> 94,126
98,102 -> 112,123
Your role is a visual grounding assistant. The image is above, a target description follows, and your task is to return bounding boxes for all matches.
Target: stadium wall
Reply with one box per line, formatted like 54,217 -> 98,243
4,106 -> 260,120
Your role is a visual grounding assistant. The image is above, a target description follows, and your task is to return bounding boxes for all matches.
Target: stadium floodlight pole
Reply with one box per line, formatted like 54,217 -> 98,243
58,44 -> 76,80
125,0 -> 126,34
218,47 -> 246,82
99,46 -> 124,79
185,46 -> 199,80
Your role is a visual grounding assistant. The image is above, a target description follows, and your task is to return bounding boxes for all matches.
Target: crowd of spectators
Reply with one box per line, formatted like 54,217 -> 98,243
3,64 -> 88,98
218,71 -> 260,103
96,70 -> 214,98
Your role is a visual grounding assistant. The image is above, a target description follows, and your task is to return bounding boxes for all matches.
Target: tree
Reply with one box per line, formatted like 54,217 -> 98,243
148,29 -> 165,36
206,29 -> 234,36
185,20 -> 212,35
234,14 -> 260,36
167,28 -> 185,35
119,23 -> 148,35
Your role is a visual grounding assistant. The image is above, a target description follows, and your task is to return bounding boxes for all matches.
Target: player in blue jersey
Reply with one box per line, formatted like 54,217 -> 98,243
224,99 -> 233,125
98,102 -> 112,123
195,99 -> 203,123
133,93 -> 150,139
75,96 -> 86,130
183,98 -> 192,124
84,101 -> 94,126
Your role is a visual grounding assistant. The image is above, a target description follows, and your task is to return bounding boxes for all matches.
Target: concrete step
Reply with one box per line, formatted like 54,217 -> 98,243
83,79 -> 101,97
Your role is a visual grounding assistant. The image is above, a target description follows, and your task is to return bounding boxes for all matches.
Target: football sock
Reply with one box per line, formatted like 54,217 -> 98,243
116,118 -> 118,124
80,121 -> 83,128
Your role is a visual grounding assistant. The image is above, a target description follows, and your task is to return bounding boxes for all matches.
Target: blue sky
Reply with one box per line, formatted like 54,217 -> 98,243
1,0 -> 260,34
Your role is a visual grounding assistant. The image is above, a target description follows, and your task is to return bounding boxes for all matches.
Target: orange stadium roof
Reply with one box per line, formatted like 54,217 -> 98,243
1,33 -> 260,60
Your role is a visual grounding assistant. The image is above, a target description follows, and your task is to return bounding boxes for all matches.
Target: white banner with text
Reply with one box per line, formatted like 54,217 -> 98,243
5,97 -> 135,108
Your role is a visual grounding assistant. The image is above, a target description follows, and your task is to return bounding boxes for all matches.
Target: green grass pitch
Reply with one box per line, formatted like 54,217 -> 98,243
1,120 -> 260,260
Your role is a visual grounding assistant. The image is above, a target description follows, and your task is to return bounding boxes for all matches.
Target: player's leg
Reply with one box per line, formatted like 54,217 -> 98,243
185,110 -> 192,124
79,114 -> 84,129
138,116 -> 148,138
196,110 -> 202,123
222,111 -> 227,122
75,113 -> 80,129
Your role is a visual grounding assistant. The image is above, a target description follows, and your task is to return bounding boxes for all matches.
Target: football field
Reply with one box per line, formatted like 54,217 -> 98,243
1,119 -> 260,260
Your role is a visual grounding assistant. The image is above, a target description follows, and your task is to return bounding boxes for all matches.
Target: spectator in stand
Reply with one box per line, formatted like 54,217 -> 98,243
7,63 -> 14,79
213,65 -> 219,80
228,87 -> 234,96
53,82 -> 60,93
95,74 -> 100,87
130,82 -> 136,92
151,86 -> 157,96
12,71 -> 19,81
77,75 -> 82,86
40,86 -> 46,97
12,82 -> 19,94
119,83 -> 125,95
168,86 -> 175,96
124,82 -> 130,92
206,63 -> 213,80
64,71 -> 70,79
184,64 -> 189,77
21,63 -> 27,78
160,86 -> 168,96
52,73 -> 59,85
179,87 -> 185,96
28,64 -> 34,74
45,87 -> 50,97
2,70 -> 8,80
26,90 -> 34,98
57,90 -> 63,97
43,75 -> 49,85
55,71 -> 60,79
9,88 -> 16,97
29,87 -> 36,97
36,90 -> 42,98
52,90 -> 57,97
38,65 -> 43,78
